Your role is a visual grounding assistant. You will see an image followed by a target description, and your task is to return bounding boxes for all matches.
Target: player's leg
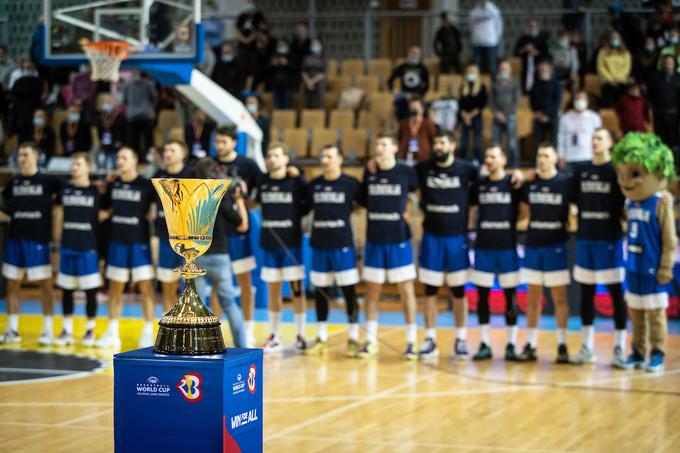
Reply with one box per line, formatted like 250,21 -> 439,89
360,241 -> 386,358
386,240 -> 418,360
573,240 -> 597,363
420,285 -> 440,359
23,240 -> 55,345
397,279 -> 418,360
136,280 -> 156,347
157,240 -> 182,312
497,249 -> 520,360
209,254 -> 246,349
607,282 -> 628,367
417,233 -> 444,358
520,284 -> 543,362
82,288 -> 98,347
161,281 -> 179,312
340,284 -> 361,357
544,243 -> 571,363
263,280 -> 283,351
450,285 -> 469,359
99,241 -> 130,348
647,307 -> 667,372
54,289 -> 75,346
445,234 -> 470,360
36,278 -> 55,345
236,272 -> 255,346
0,279 -> 22,343
471,249 -> 495,360
283,246 -> 307,352
309,248 -> 332,353
550,284 -> 570,363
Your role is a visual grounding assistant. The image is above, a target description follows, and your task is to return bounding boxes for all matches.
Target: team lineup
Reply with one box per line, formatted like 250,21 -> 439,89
1,127 -> 677,372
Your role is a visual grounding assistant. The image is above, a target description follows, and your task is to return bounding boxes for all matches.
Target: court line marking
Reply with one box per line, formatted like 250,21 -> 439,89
0,366 -> 89,375
279,434 -> 586,453
0,402 -> 112,407
0,420 -> 112,432
0,369 -> 106,387
56,408 -> 113,427
560,368 -> 680,387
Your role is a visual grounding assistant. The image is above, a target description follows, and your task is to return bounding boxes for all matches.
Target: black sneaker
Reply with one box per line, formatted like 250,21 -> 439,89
518,343 -> 537,362
454,338 -> 469,361
505,343 -> 520,361
473,342 -> 492,361
295,335 -> 307,354
555,343 -> 570,364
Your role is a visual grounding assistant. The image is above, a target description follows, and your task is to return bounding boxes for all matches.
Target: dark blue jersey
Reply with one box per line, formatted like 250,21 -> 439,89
359,163 -> 419,243
4,172 -> 60,242
472,174 -> 520,250
572,161 -> 624,241
415,158 -> 477,236
626,195 -> 662,277
257,174 -> 309,250
521,172 -> 573,247
58,184 -> 101,251
102,176 -> 154,244
152,166 -> 192,240
216,153 -> 263,196
308,173 -> 360,249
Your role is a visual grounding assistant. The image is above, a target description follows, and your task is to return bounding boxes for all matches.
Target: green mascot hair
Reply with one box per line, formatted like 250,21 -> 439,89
612,132 -> 676,181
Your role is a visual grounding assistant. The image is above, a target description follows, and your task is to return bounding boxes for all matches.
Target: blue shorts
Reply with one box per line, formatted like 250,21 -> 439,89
573,239 -> 625,285
106,241 -> 154,283
228,233 -> 256,275
418,233 -> 468,287
311,247 -> 359,287
471,248 -> 520,288
2,239 -> 51,281
626,271 -> 668,310
261,247 -> 304,282
363,240 -> 416,284
157,240 -> 184,283
57,248 -> 102,290
521,243 -> 571,287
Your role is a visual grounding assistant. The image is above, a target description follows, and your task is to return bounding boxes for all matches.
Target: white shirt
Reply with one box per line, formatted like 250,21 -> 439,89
557,110 -> 602,163
469,1 -> 503,47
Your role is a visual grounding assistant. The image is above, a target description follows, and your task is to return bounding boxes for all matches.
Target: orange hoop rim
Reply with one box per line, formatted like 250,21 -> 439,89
81,40 -> 130,60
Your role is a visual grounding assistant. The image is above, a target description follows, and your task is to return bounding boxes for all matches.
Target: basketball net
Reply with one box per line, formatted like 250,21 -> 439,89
81,40 -> 130,82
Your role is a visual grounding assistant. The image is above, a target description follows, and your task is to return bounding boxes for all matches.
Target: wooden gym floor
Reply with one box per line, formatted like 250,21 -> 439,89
0,313 -> 679,453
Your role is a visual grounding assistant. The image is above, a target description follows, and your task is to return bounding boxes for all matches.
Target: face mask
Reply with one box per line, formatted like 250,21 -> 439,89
646,44 -> 656,52
102,103 -> 114,113
146,153 -> 155,164
277,47 -> 288,55
195,116 -> 206,124
408,57 -> 420,65
222,54 -> 234,63
243,3 -> 255,12
33,117 -> 45,127
559,38 -> 570,48
574,99 -> 588,111
529,29 -> 539,37
671,36 -> 679,45
539,73 -> 550,81
466,74 -> 477,83
68,113 -> 80,123
610,39 -> 621,48
498,70 -> 510,80
434,151 -> 450,163
246,103 -> 258,114
310,45 -> 322,55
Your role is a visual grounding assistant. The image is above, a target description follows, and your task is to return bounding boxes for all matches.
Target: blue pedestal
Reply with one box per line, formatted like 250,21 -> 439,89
114,347 -> 263,453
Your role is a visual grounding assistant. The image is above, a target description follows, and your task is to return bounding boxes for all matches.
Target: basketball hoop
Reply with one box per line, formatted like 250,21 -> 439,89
81,40 -> 130,81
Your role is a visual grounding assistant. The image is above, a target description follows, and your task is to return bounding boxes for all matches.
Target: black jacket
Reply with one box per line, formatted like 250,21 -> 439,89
647,71 -> 680,115
434,24 -> 462,58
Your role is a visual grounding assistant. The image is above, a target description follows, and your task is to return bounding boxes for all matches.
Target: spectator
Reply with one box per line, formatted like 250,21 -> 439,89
647,54 -> 680,152
550,30 -> 580,94
203,0 -> 225,56
19,108 -> 55,167
94,94 -> 126,170
212,42 -> 246,98
267,39 -> 295,109
556,91 -> 602,172
635,36 -> 659,85
60,102 -> 92,156
459,64 -> 487,162
597,31 -> 632,107
244,94 -> 270,157
433,11 -> 463,74
388,46 -> 429,120
490,60 -> 521,167
235,0 -> 267,80
397,97 -> 437,162
616,82 -> 650,134
290,22 -> 311,81
430,89 -> 459,133
469,0 -> 503,79
7,58 -> 41,137
172,24 -> 193,54
301,38 -> 327,109
66,66 -> 98,124
198,42 -> 216,77
657,27 -> 679,71
0,45 -> 15,90
608,2 -> 644,56
530,59 -> 563,144
123,71 -> 158,159
251,26 -> 274,91
185,109 -> 214,161
514,19 -> 549,93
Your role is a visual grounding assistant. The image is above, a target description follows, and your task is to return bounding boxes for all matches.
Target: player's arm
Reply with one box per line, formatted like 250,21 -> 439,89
656,198 -> 678,285
233,187 -> 249,233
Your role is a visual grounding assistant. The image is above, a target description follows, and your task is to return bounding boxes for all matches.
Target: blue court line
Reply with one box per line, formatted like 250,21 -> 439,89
2,300 -> 680,335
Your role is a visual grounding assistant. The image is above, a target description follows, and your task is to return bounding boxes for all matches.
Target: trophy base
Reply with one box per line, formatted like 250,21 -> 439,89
153,322 -> 226,355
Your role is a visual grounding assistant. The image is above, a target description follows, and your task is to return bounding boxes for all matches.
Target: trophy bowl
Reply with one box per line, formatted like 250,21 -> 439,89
152,178 -> 235,355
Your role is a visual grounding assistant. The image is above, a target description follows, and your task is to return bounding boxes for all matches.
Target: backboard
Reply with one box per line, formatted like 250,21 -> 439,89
41,0 -> 203,65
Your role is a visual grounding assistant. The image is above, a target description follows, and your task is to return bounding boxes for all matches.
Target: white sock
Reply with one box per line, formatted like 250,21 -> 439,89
245,320 -> 255,341
317,322 -> 328,342
294,313 -> 306,337
556,328 -> 567,345
9,314 -> 19,332
86,318 -> 96,331
507,325 -> 518,345
348,323 -> 360,341
108,319 -> 119,337
456,327 -> 467,340
142,321 -> 153,335
615,329 -> 627,350
425,328 -> 436,341
269,311 -> 281,337
528,328 -> 538,348
582,325 -> 595,350
366,320 -> 378,343
480,324 -> 490,345
43,315 -> 53,336
62,316 -> 73,334
406,323 -> 417,344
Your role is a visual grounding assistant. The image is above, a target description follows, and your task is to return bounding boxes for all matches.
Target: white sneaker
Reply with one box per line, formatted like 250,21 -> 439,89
38,331 -> 54,346
81,329 -> 96,347
572,345 -> 597,364
262,334 -> 283,353
53,330 -> 75,347
95,331 -> 122,349
0,330 -> 21,344
139,329 -> 155,348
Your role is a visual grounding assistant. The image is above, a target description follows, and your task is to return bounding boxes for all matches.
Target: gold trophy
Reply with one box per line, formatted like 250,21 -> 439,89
151,178 -> 234,355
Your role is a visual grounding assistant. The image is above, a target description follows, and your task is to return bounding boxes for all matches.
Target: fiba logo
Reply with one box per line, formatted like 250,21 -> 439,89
147,376 -> 159,384
247,365 -> 256,394
176,372 -> 203,402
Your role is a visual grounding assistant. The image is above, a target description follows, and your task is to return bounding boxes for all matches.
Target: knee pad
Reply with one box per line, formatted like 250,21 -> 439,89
425,285 -> 439,296
450,286 -> 465,299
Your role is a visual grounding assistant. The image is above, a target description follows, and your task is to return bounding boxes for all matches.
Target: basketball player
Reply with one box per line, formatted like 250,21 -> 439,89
0,142 -> 60,345
53,153 -> 104,346
359,134 -> 419,359
214,125 -> 263,348
307,145 -> 361,356
96,147 -> 155,348
470,145 -> 521,360
257,142 -> 309,353
416,131 -> 477,360
153,140 -> 191,312
518,144 -> 574,363
571,129 -> 627,366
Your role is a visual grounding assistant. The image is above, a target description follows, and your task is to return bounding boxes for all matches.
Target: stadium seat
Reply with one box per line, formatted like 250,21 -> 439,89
357,110 -> 395,134
157,109 -> 178,131
300,109 -> 326,129
355,75 -> 379,93
423,57 -> 440,79
329,110 -> 355,129
326,59 -> 338,77
168,127 -> 184,142
482,108 -> 494,146
584,74 -> 601,97
272,109 -> 297,129
368,58 -> 393,85
327,77 -> 352,95
342,128 -> 368,159
340,58 -> 365,77
282,128 -> 309,158
310,128 -> 339,157
599,108 -> 622,138
519,95 -> 530,110
437,74 -> 462,94
516,108 -> 533,139
480,74 -> 492,91
368,92 -> 393,116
